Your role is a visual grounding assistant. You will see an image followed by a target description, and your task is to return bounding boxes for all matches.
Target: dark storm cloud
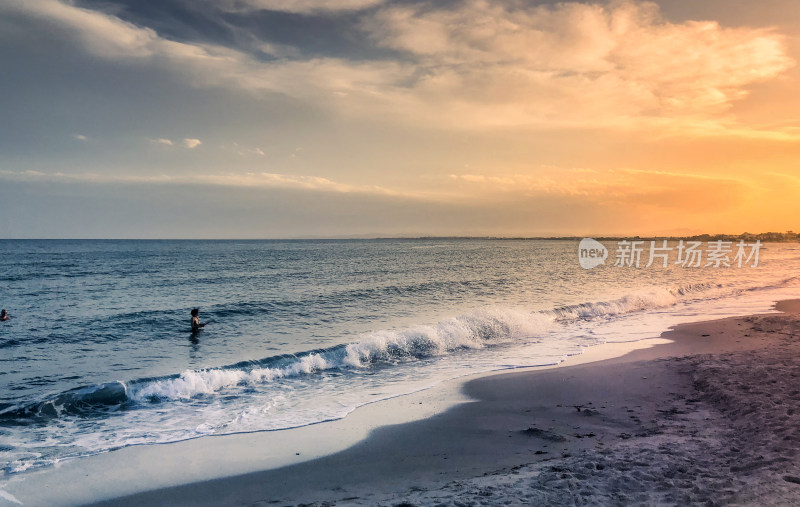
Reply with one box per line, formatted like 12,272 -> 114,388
75,0 -> 240,47
72,0 -> 402,61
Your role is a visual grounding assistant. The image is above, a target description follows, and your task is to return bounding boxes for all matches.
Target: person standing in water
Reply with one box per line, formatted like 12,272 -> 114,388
0,309 -> 8,321
190,308 -> 205,332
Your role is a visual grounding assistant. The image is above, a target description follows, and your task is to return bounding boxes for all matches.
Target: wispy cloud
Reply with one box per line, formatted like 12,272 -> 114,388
182,138 -> 202,149
0,169 -> 174,184
195,172 -> 399,194
73,134 -> 89,142
0,169 -> 401,195
447,167 -> 750,212
149,137 -> 202,149
220,142 -> 267,157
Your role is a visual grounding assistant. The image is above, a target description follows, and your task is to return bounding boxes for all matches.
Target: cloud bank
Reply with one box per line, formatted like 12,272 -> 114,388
1,0 -> 793,137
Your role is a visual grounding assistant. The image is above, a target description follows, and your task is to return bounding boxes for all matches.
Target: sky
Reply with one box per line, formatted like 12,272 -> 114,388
1,0 -> 799,238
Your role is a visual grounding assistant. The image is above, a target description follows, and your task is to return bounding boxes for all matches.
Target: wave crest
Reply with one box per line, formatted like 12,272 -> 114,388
2,281 -> 735,414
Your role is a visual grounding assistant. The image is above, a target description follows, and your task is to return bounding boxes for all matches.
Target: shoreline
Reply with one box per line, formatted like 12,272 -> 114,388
3,301 -> 799,505
0,337 -> 676,506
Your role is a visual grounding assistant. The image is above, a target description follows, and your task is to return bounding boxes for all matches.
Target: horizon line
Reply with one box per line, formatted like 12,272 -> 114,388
0,232 -> 796,242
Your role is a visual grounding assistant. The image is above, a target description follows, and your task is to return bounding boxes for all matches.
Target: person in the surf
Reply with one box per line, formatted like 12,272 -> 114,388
0,309 -> 8,321
190,308 -> 205,332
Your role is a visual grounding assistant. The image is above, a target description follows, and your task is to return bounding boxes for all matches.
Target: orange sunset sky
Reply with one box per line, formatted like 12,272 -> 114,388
0,0 -> 799,238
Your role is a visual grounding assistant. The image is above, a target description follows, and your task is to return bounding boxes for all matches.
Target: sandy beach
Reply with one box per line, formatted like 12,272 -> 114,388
61,299 -> 798,506
5,0 -> 799,504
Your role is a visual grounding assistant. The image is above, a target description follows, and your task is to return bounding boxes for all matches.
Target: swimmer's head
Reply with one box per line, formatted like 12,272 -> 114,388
190,308 -> 199,317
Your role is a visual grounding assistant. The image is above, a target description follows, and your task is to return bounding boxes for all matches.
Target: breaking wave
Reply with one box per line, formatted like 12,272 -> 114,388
0,281 -> 736,420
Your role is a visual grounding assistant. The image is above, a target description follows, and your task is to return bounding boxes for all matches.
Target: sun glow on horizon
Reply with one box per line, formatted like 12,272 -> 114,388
0,0 -> 799,237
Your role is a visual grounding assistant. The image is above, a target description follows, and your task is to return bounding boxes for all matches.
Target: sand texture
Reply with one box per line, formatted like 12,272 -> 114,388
93,301 -> 800,506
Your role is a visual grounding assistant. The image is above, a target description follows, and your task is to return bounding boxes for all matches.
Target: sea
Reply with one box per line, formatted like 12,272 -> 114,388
1,238 -> 799,476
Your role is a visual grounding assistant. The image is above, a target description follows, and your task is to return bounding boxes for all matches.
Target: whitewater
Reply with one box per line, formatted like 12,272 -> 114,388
1,239 -> 799,475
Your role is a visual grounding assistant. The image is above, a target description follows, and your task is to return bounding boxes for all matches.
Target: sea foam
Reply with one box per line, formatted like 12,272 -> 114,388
0,281 -> 747,419
125,282 -> 728,403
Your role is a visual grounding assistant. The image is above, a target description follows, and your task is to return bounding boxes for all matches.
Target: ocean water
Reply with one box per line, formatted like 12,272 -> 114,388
1,238 -> 799,475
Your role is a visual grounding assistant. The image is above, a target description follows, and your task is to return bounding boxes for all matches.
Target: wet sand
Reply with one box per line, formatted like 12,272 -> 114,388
90,299 -> 800,506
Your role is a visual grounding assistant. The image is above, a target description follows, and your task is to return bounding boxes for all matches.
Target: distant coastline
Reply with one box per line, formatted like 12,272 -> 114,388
1,232 -> 798,241
357,232 -> 800,242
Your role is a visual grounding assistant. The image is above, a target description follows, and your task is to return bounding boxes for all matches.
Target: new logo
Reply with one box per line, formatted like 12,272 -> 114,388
578,238 -> 608,269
